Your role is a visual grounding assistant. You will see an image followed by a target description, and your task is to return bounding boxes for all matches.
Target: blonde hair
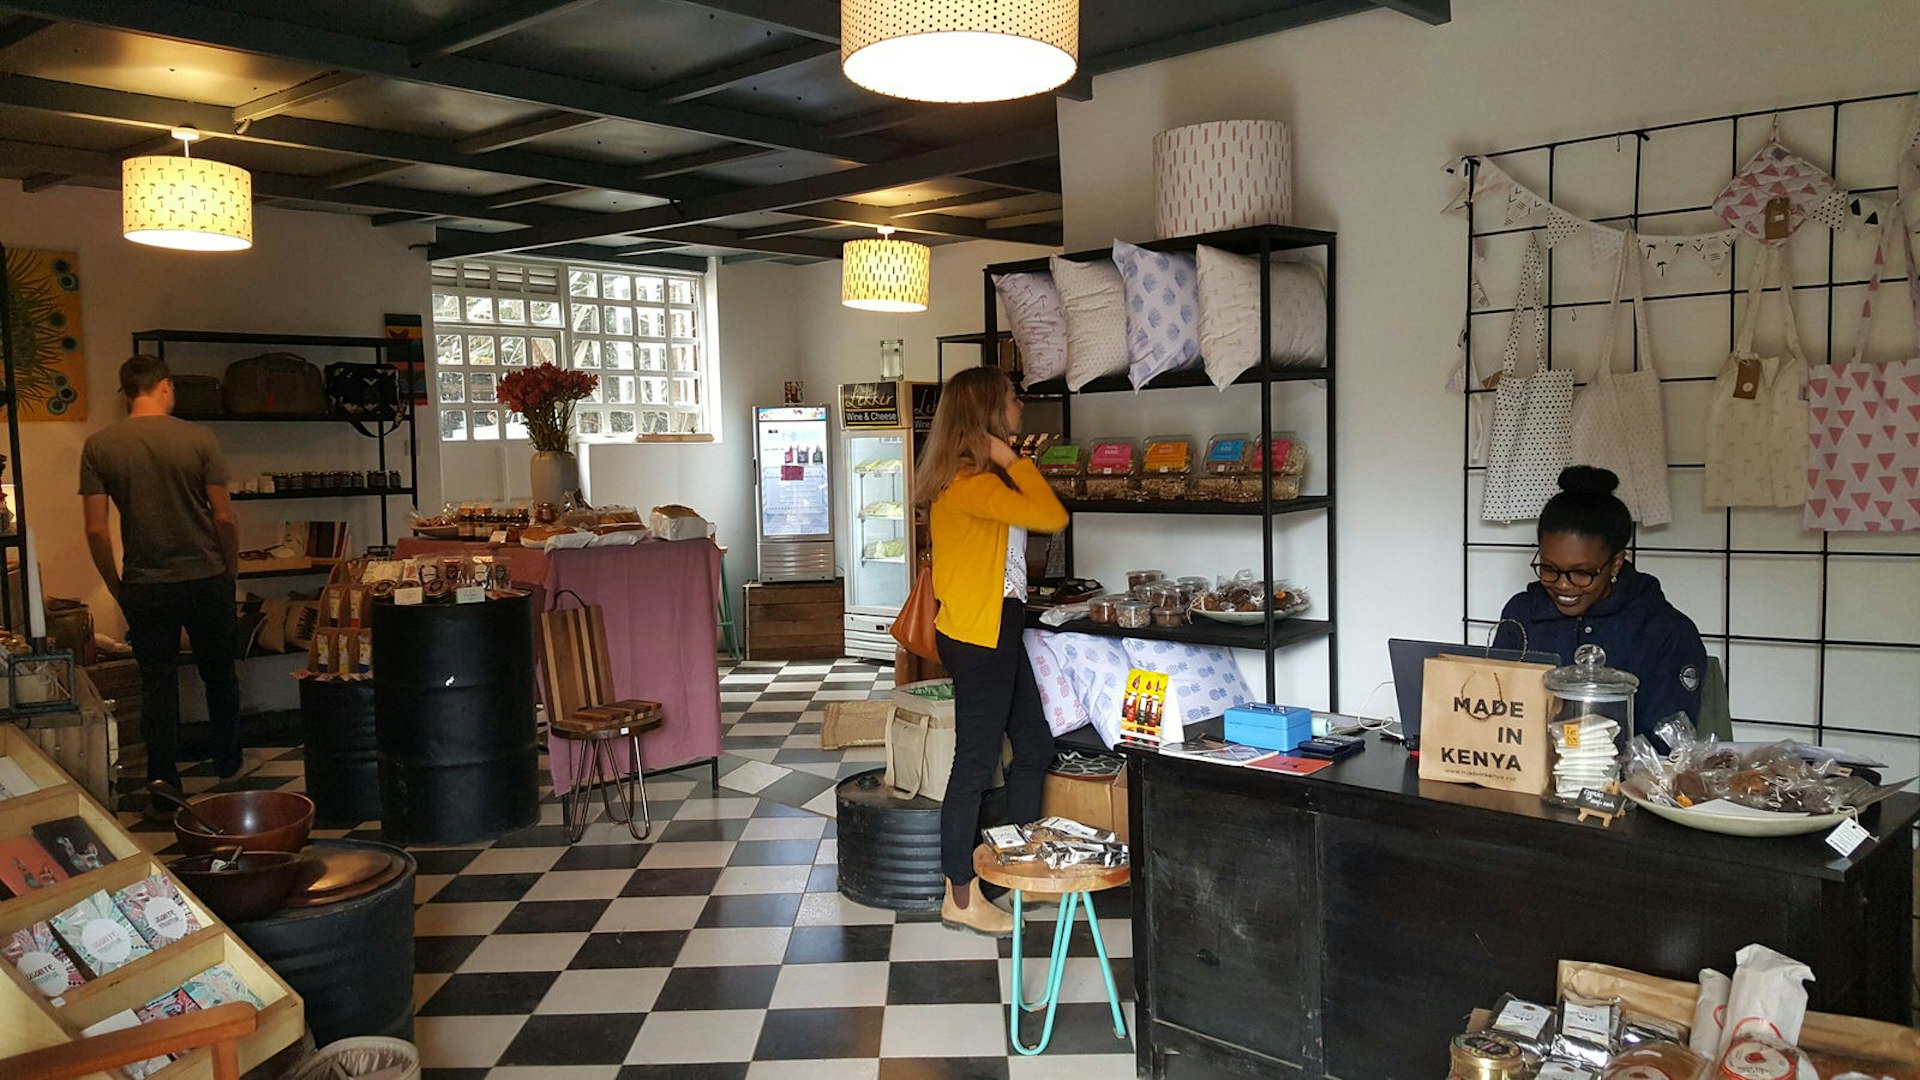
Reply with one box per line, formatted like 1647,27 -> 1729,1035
914,366 -> 1015,507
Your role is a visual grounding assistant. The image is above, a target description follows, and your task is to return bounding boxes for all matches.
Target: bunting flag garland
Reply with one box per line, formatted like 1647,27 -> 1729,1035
1588,221 -> 1625,271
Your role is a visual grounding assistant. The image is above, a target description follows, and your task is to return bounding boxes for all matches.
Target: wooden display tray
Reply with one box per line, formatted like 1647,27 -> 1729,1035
0,724 -> 303,1079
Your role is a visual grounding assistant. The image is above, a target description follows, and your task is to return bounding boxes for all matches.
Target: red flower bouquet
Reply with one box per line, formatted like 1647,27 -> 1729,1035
498,364 -> 599,451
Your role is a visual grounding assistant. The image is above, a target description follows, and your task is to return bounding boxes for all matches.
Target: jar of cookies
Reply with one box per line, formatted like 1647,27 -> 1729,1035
1542,645 -> 1639,809
1151,606 -> 1187,627
1037,442 -> 1084,500
1082,438 -> 1139,500
1125,569 -> 1164,591
1114,599 -> 1152,629
1138,435 -> 1193,501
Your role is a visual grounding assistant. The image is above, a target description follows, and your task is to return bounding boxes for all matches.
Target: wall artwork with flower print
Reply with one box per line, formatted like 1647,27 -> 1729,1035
1,247 -> 87,421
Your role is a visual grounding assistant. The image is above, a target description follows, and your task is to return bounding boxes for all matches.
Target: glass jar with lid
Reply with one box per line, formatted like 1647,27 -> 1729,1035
1542,644 -> 1639,808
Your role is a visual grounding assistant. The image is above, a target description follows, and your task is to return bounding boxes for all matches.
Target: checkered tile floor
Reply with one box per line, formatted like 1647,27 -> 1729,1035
118,659 -> 1138,1079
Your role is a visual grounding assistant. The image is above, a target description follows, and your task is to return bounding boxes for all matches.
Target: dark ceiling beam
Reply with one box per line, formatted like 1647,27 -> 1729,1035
636,144 -> 774,179
648,41 -> 839,104
785,199 -> 1060,245
604,225 -> 840,260
720,252 -> 786,265
370,212 -> 440,226
406,0 -> 600,64
735,218 -> 837,241
987,208 -> 1062,230
886,187 -> 1028,216
232,70 -> 365,125
19,171 -> 66,193
1368,0 -> 1451,24
485,182 -> 579,208
454,112 -> 603,154
1083,0 -> 1376,77
323,159 -> 414,188
0,14 -> 51,49
492,242 -> 710,273
428,125 -> 1058,258
653,0 -> 838,42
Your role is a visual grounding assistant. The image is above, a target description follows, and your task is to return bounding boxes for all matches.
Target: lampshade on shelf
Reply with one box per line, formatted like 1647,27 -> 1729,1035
842,0 -> 1078,103
123,133 -> 253,252
842,231 -> 931,313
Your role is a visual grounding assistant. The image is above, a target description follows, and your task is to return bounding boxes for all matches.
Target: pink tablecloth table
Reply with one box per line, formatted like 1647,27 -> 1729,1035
393,537 -> 723,791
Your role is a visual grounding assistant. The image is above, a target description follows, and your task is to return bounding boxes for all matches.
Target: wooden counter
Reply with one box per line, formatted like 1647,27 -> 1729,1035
1123,729 -> 1919,1079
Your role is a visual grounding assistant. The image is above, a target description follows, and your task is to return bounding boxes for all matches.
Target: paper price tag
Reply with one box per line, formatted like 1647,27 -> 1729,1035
489,530 -> 508,545
1824,816 -> 1871,858
454,586 -> 487,605
394,586 -> 424,606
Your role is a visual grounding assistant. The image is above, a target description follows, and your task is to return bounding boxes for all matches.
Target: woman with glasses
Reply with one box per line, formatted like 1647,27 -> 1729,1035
1492,466 -> 1708,736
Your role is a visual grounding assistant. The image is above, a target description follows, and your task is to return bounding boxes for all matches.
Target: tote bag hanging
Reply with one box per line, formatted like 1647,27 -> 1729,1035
1570,237 -> 1673,526
1704,247 -> 1810,508
1482,236 -> 1576,523
1804,213 -> 1920,531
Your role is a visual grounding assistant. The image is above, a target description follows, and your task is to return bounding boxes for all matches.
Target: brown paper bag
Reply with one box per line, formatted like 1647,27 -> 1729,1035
1416,652 -> 1553,794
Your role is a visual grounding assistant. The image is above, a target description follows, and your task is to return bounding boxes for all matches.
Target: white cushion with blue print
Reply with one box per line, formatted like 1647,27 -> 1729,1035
1112,239 -> 1201,388
1048,632 -> 1133,748
1120,639 -> 1255,727
1022,630 -> 1090,738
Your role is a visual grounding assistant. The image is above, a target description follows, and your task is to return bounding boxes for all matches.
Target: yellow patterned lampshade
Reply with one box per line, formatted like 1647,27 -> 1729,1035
842,0 -> 1078,103
843,235 -> 931,312
123,155 -> 254,251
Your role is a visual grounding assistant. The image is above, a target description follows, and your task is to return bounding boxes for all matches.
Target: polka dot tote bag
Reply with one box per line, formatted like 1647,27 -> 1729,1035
1483,236 -> 1575,523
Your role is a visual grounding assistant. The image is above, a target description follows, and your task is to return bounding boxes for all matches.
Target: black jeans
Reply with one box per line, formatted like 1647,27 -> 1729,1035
121,574 -> 240,786
935,598 -> 1053,884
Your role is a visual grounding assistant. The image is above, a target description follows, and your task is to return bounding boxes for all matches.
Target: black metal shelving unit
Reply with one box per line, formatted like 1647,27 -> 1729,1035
975,224 -> 1340,707
132,329 -> 419,544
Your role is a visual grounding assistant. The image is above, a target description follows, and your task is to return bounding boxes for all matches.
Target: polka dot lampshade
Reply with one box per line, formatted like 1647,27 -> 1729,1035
843,236 -> 931,312
841,0 -> 1078,103
123,155 -> 254,252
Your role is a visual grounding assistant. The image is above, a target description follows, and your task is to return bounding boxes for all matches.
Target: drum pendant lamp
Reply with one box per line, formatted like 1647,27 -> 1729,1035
841,0 -> 1079,103
842,227 -> 931,313
123,127 -> 254,252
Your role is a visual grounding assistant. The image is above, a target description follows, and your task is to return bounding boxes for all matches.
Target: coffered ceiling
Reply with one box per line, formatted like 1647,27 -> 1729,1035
0,0 -> 1447,270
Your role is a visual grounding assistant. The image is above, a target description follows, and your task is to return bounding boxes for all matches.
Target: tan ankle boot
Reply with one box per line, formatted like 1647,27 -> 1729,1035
943,881 -> 1014,937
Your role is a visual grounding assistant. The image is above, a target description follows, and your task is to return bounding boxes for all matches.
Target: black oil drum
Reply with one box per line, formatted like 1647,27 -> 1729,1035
298,679 -> 381,827
372,593 -> 538,845
229,840 -> 416,1046
835,768 -> 1007,911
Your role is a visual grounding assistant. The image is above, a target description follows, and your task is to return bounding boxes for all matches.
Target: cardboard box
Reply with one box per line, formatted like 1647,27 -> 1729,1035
1041,765 -> 1130,844
822,700 -> 892,750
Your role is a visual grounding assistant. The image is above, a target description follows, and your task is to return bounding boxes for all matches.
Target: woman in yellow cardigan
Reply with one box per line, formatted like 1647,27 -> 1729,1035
915,366 -> 1069,936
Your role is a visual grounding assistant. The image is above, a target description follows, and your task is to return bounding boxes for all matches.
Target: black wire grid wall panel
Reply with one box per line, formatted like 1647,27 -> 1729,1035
1461,91 -> 1920,760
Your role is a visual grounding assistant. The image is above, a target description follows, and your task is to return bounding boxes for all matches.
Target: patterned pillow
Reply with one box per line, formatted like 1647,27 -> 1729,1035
992,273 -> 1068,389
1022,630 -> 1089,738
1048,632 -> 1133,748
1120,639 -> 1255,726
1051,256 -> 1130,391
1112,239 -> 1201,388
1196,245 -> 1327,390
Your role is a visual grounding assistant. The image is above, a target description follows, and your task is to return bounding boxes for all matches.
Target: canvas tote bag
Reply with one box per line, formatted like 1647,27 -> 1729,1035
1704,246 -> 1811,508
1805,212 -> 1920,531
884,705 -> 955,801
1416,650 -> 1555,795
1570,238 -> 1673,525
1483,236 -> 1576,523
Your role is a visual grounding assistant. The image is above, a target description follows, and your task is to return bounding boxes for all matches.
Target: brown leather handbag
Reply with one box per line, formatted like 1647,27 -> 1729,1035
890,554 -> 939,661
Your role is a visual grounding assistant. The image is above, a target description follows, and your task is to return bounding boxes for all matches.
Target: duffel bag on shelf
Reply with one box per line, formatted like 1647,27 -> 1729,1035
221,352 -> 327,415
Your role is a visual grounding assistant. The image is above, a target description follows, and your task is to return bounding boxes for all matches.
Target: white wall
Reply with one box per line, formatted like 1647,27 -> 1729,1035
1,181 -> 435,637
1055,0 -> 1920,735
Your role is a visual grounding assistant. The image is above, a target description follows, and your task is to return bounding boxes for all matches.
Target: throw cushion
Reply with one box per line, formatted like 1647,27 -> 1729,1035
1023,630 -> 1090,738
1112,239 -> 1201,388
993,272 -> 1068,389
1051,256 -> 1130,391
1048,632 -> 1132,748
1120,639 -> 1256,728
1196,244 -> 1327,390
258,598 -> 289,653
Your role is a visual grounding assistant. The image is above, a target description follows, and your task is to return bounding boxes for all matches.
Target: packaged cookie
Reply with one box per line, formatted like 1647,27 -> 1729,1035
4,920 -> 86,998
1138,435 -> 1193,500
1231,435 -> 1309,502
1082,438 -> 1138,500
51,890 -> 153,976
1037,442 -> 1083,500
114,874 -> 203,948
1193,433 -> 1254,500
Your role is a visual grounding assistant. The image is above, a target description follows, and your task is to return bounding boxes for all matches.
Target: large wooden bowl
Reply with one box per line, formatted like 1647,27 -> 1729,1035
173,790 -> 316,855
171,849 -> 321,922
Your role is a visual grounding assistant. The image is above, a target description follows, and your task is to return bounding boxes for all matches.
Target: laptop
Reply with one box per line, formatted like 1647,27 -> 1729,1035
1388,638 -> 1561,749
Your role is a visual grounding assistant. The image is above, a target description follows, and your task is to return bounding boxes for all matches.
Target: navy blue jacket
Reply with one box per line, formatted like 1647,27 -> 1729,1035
1491,564 -> 1707,738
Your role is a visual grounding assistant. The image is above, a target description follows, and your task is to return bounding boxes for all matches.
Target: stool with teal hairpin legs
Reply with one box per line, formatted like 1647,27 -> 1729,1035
971,844 -> 1130,1055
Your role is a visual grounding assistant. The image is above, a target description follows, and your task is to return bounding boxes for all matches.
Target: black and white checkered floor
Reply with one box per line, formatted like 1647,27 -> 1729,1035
117,659 -> 1137,1079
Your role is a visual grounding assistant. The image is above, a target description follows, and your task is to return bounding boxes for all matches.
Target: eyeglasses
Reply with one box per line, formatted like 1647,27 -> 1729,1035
1531,559 -> 1603,588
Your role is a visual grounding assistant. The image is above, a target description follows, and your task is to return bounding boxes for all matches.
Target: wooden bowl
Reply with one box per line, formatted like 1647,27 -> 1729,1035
173,791 -> 316,855
170,850 -> 321,922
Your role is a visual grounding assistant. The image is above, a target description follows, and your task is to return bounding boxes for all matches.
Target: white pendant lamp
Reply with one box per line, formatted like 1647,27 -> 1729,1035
842,227 -> 931,313
123,127 -> 254,252
842,0 -> 1078,103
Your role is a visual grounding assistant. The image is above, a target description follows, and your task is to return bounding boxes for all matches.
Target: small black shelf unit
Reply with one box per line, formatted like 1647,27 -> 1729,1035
132,329 -> 418,545
976,224 -> 1339,706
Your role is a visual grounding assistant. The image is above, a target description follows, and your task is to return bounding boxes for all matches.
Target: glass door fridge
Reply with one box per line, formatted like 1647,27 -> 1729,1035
754,404 -> 834,581
839,382 -> 931,660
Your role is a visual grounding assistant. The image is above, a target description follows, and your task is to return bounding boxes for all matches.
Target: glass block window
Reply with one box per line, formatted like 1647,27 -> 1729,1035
430,257 -> 712,441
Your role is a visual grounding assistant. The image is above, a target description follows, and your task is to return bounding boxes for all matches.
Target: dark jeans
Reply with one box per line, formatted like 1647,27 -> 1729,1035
121,573 -> 240,786
935,598 -> 1053,884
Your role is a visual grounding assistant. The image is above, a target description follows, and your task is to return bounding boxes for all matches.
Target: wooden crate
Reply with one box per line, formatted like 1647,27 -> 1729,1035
0,724 -> 303,1078
744,580 -> 844,661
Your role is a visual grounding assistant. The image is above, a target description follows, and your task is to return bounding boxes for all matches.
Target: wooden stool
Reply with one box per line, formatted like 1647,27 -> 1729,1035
972,844 -> 1130,1055
552,701 -> 663,842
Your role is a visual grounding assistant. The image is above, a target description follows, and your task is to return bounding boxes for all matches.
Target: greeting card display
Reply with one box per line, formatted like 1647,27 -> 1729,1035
31,815 -> 114,876
3,920 -> 86,998
0,836 -> 68,896
51,890 -> 154,977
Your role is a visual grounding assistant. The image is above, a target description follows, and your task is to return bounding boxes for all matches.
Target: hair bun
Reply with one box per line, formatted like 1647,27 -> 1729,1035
1558,465 -> 1620,496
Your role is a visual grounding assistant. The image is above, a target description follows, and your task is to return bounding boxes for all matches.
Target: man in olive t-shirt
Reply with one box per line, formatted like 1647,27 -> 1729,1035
80,356 -> 242,797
